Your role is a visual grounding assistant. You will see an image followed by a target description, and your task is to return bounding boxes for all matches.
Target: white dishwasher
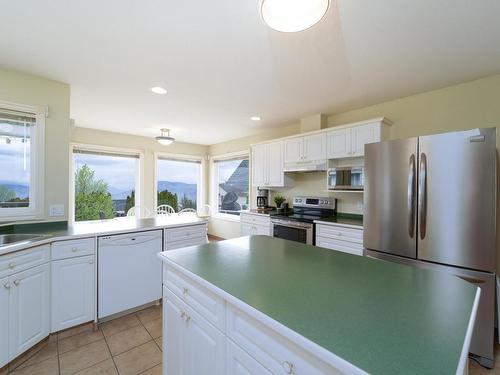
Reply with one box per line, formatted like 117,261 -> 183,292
98,230 -> 162,319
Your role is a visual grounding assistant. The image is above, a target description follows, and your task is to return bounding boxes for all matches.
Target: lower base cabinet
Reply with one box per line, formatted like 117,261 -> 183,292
51,255 -> 95,332
226,339 -> 272,375
164,287 -> 225,375
0,277 -> 9,368
163,264 -> 347,375
9,263 -> 50,360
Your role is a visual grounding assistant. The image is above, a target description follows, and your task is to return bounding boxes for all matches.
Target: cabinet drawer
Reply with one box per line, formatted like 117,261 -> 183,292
316,237 -> 363,256
51,237 -> 95,260
165,224 -> 207,243
0,245 -> 50,278
164,266 -> 225,331
226,338 -> 273,375
241,222 -> 271,237
166,236 -> 208,251
316,224 -> 363,244
227,305 -> 343,375
240,214 -> 270,227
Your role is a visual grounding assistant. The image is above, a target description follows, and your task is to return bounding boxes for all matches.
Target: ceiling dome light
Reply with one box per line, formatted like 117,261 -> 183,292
250,116 -> 261,121
151,86 -> 167,95
156,128 -> 175,145
260,0 -> 330,33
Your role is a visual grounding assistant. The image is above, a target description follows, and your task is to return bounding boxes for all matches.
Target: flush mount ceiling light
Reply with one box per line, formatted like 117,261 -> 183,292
156,128 -> 175,145
250,116 -> 261,121
260,0 -> 330,32
151,86 -> 167,95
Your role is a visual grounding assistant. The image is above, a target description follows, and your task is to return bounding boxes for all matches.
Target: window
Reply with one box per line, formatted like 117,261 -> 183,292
72,147 -> 141,221
213,155 -> 249,216
155,156 -> 202,212
0,103 -> 44,220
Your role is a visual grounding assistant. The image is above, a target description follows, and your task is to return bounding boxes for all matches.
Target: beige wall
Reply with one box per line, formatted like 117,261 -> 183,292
208,123 -> 300,239
70,127 -> 209,218
0,68 -> 70,223
208,74 -> 500,238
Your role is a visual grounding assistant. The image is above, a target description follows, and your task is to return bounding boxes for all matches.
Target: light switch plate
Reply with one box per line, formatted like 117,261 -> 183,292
49,204 -> 65,217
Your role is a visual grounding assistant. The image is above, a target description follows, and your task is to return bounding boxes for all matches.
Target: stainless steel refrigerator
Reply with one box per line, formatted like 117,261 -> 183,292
364,128 -> 497,368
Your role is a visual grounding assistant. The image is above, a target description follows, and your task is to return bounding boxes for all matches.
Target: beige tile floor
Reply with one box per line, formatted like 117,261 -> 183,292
5,304 -> 163,375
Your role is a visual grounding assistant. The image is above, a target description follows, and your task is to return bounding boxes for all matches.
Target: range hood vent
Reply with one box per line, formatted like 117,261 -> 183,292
283,160 -> 328,172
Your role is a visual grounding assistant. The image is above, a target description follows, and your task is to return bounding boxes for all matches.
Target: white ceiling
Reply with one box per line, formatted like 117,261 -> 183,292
0,0 -> 499,145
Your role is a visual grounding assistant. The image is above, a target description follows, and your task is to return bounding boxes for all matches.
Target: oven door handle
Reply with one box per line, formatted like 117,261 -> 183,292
272,221 -> 312,230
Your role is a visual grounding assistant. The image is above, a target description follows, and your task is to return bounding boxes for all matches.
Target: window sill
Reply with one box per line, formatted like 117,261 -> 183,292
211,214 -> 241,223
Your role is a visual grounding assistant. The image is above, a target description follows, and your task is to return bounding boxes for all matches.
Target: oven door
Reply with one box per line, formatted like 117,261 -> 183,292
272,221 -> 313,245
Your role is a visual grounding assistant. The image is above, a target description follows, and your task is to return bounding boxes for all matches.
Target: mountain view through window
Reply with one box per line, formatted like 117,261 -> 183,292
73,150 -> 138,221
156,158 -> 200,212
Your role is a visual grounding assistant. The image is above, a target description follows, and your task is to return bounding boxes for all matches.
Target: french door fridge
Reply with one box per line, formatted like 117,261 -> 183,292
363,128 -> 497,367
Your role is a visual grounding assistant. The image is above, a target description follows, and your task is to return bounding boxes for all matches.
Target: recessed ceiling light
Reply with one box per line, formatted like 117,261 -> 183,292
260,0 -> 330,33
250,116 -> 261,121
151,86 -> 167,95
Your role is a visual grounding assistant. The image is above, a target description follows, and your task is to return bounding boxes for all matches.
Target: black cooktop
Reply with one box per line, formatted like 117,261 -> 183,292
272,208 -> 335,224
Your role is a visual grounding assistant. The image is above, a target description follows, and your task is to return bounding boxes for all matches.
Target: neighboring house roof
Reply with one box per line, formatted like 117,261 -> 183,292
219,159 -> 248,196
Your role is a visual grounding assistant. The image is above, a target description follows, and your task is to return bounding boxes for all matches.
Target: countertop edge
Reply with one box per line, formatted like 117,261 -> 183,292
158,252 -> 369,375
0,219 -> 208,256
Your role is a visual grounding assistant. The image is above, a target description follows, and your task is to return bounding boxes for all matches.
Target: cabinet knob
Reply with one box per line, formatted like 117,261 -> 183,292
13,280 -> 20,286
8,262 -> 15,269
3,282 -> 10,289
282,361 -> 295,374
88,259 -> 94,264
337,232 -> 342,236
71,247 -> 78,252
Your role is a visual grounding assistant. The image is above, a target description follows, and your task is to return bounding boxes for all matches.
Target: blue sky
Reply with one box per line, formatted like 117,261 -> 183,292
0,138 -> 30,185
157,159 -> 200,184
74,153 -> 137,193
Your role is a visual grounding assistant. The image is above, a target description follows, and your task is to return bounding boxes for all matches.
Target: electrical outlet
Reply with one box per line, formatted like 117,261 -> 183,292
49,204 -> 65,217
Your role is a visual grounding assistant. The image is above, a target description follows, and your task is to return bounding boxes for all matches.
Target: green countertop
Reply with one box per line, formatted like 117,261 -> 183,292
163,236 -> 477,375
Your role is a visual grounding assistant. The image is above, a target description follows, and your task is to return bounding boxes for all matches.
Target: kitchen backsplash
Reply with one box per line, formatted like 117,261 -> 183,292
259,171 -> 364,215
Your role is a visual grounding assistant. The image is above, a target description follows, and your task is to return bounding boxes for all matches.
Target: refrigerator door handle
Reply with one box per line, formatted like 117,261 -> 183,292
418,153 -> 427,240
408,154 -> 416,238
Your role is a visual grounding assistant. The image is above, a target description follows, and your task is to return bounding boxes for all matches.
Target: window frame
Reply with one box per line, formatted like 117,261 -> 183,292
69,143 -> 144,222
210,151 -> 250,221
0,100 -> 45,221
153,152 -> 205,213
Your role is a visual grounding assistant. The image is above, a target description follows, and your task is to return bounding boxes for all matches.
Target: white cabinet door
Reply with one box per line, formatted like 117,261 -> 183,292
184,301 -> 225,375
303,133 -> 326,161
284,137 -> 303,163
227,338 -> 272,375
51,255 -> 95,332
164,295 -> 185,375
251,144 -> 267,187
351,123 -> 380,157
164,288 -> 225,375
327,129 -> 351,159
241,223 -> 253,236
267,141 -> 284,187
0,277 -> 9,368
9,263 -> 50,359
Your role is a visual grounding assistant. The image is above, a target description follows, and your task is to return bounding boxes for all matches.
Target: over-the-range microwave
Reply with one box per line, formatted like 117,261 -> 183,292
327,167 -> 364,190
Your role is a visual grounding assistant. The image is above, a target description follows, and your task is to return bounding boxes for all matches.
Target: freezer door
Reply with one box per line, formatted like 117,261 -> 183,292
417,128 -> 496,271
364,137 -> 418,258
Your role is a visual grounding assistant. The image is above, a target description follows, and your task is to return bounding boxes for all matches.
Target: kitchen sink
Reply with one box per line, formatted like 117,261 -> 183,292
0,233 -> 47,247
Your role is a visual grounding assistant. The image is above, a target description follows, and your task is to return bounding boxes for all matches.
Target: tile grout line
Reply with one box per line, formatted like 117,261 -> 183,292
100,326 -> 121,375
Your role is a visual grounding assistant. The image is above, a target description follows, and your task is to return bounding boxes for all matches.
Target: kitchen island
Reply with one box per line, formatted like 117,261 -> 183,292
159,235 -> 479,375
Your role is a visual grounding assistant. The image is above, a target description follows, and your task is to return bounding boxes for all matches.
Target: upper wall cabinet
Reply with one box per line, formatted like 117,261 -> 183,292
327,119 -> 390,159
251,141 -> 285,187
284,133 -> 326,163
